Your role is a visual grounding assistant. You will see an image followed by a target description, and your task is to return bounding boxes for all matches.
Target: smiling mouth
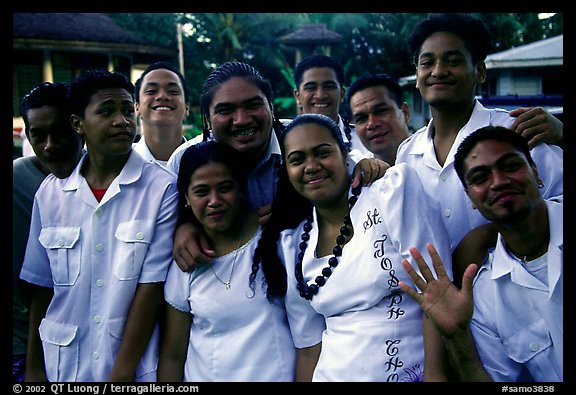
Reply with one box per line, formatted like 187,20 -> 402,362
369,131 -> 388,141
490,192 -> 518,205
207,211 -> 226,219
233,128 -> 256,137
305,176 -> 327,185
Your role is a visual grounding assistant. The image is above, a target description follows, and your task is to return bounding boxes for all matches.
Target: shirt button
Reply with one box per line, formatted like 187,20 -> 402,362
96,279 -> 104,287
95,209 -> 103,217
136,232 -> 144,240
94,315 -> 101,324
530,342 -> 540,352
95,244 -> 103,253
440,173 -> 448,181
57,239 -> 65,247
443,208 -> 451,217
93,352 -> 100,360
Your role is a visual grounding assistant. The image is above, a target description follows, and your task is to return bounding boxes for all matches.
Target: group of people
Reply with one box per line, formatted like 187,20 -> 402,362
13,13 -> 562,383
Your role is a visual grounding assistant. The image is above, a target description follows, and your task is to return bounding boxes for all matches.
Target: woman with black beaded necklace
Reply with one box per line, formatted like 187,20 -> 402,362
251,113 -> 454,381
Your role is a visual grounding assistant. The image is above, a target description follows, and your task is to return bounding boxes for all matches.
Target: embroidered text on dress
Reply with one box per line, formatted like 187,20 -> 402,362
363,208 -> 382,233
372,229 -> 406,381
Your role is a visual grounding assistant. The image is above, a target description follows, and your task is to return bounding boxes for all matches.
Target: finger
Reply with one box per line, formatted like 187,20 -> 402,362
351,169 -> 362,189
508,107 -> 529,118
377,160 -> 390,178
362,166 -> 374,187
408,246 -> 436,283
402,253 -> 430,292
510,107 -> 538,132
526,133 -> 545,149
173,250 -> 194,272
199,237 -> 216,259
460,263 -> 479,298
425,243 -> 449,280
398,279 -> 421,304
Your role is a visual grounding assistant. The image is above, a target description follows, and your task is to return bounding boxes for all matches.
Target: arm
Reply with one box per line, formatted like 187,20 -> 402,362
172,222 -> 215,272
295,342 -> 321,382
109,283 -> 165,381
452,223 -> 497,289
24,285 -> 53,382
399,243 -> 492,382
256,204 -> 273,226
509,107 -> 563,148
157,303 -> 191,382
422,314 -> 452,381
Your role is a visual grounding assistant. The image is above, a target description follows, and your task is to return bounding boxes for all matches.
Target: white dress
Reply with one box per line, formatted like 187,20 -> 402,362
164,228 -> 297,382
281,163 -> 452,382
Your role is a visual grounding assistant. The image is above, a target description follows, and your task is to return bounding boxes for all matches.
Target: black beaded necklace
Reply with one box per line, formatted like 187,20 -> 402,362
295,186 -> 362,300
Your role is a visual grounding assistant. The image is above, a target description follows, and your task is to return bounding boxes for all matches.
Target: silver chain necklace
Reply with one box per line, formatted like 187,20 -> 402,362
210,228 -> 244,290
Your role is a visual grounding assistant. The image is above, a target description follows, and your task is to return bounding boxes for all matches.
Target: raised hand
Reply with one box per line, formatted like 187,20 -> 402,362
399,243 -> 478,338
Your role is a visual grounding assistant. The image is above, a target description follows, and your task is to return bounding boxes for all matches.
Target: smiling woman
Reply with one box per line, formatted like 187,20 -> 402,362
251,113 -> 454,381
158,140 -> 297,382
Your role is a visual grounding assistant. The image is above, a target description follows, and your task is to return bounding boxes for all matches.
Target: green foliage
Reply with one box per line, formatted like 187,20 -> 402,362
106,12 -> 562,131
107,13 -> 178,47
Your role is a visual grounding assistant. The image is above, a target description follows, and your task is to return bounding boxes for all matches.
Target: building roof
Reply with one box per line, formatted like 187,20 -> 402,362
485,34 -> 563,69
280,23 -> 342,45
13,13 -> 149,45
12,13 -> 175,57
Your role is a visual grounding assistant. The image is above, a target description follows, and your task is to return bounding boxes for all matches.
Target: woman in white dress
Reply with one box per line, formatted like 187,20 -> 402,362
158,141 -> 296,381
250,113 -> 453,381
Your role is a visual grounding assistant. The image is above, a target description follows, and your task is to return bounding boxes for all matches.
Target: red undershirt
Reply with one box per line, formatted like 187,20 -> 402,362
90,187 -> 107,202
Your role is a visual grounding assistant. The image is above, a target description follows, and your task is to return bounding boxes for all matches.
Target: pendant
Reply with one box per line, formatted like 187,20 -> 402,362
225,282 -> 231,290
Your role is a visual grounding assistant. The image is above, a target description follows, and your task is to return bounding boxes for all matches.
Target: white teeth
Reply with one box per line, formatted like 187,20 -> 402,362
234,128 -> 256,137
154,107 -> 172,111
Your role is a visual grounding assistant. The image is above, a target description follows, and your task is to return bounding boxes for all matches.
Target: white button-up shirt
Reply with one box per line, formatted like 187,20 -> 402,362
20,150 -> 179,382
396,100 -> 563,250
471,200 -> 563,382
133,135 -> 187,168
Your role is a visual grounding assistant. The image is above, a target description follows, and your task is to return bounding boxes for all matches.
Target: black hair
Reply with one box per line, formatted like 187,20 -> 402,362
250,113 -> 349,302
199,61 -> 285,141
134,61 -> 190,104
20,82 -> 71,136
68,69 -> 134,118
454,125 -> 535,189
294,54 -> 345,89
346,73 -> 403,109
408,13 -> 492,65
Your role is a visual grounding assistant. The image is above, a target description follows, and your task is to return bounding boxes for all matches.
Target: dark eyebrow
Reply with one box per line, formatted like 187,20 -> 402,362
286,142 -> 333,160
466,152 -> 524,175
419,49 -> 465,58
212,95 -> 265,112
145,80 -> 181,88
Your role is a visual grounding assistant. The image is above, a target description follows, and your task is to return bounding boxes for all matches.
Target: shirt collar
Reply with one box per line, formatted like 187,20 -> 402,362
63,150 -> 144,193
490,200 -> 563,297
